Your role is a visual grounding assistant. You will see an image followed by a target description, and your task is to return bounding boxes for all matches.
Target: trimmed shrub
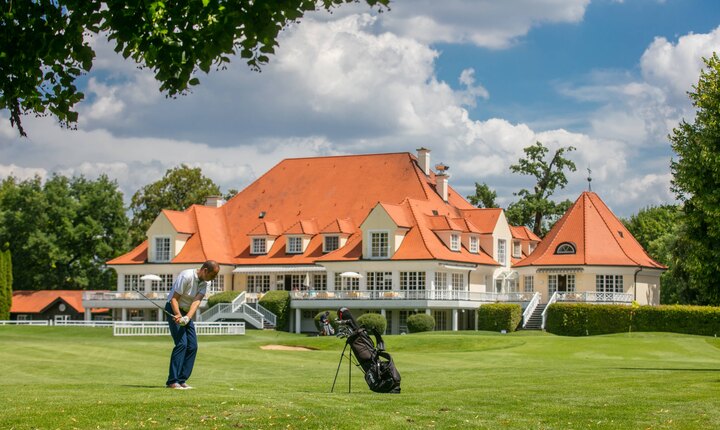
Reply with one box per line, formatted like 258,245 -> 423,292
357,312 -> 387,334
545,303 -> 720,337
314,310 -> 339,333
545,303 -> 632,336
206,290 -> 241,308
477,303 -> 522,332
406,313 -> 434,333
259,290 -> 291,330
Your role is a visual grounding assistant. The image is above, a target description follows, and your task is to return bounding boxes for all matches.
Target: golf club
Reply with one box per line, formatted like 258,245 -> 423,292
133,288 -> 175,318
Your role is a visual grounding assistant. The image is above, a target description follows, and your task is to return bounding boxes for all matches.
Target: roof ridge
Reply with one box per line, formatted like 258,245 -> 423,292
588,193 -> 644,266
283,151 -> 412,162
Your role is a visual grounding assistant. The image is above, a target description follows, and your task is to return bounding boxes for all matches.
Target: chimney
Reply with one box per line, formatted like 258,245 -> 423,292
416,147 -> 431,176
204,195 -> 225,207
435,163 -> 450,202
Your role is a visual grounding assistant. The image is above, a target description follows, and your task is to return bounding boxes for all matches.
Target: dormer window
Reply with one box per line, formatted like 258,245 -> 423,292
555,242 -> 576,255
513,240 -> 522,258
324,235 -> 339,253
450,234 -> 460,251
154,237 -> 171,262
469,236 -> 479,254
251,237 -> 267,254
370,231 -> 389,258
287,236 -> 303,254
529,243 -> 536,254
497,239 -> 506,265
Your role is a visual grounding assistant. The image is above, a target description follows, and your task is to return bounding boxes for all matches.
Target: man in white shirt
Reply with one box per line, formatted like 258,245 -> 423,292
165,260 -> 219,389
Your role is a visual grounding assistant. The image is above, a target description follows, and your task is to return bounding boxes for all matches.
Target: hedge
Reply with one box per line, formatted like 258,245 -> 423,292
357,312 -> 387,334
258,290 -> 291,330
206,290 -> 242,308
477,303 -> 522,332
545,303 -> 720,337
406,313 -> 434,333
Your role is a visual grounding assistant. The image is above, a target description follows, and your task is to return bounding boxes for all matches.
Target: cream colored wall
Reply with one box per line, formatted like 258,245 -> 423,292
360,205 -> 405,258
636,273 -> 661,305
145,213 -> 191,261
492,212 -> 513,268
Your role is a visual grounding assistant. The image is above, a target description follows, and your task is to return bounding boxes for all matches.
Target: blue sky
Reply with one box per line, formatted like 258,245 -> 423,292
1,0 -> 720,219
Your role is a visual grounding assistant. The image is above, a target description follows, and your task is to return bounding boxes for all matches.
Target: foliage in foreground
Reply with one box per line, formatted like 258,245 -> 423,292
545,303 -> 720,336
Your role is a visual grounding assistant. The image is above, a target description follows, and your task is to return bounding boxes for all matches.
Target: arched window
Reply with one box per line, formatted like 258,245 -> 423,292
555,242 -> 576,255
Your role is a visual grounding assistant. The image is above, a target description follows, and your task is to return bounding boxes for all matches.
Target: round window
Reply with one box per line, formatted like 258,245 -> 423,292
58,303 -> 66,312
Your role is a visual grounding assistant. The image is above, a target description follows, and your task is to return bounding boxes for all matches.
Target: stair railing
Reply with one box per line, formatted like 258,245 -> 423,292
541,291 -> 560,330
249,302 -> 277,327
200,302 -> 231,322
522,292 -> 541,328
231,291 -> 247,312
241,303 -> 265,328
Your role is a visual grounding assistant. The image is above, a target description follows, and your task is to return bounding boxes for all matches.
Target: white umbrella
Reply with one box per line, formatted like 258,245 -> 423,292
140,274 -> 162,281
339,272 -> 363,279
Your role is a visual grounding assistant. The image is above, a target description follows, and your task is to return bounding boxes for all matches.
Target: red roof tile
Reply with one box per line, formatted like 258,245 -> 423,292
514,192 -> 666,269
460,208 -> 502,234
11,290 -> 108,314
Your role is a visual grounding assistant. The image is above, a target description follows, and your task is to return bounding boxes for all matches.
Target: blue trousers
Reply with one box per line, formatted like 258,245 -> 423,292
165,302 -> 198,385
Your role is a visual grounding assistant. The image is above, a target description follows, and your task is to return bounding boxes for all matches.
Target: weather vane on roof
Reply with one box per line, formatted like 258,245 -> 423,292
587,168 -> 592,192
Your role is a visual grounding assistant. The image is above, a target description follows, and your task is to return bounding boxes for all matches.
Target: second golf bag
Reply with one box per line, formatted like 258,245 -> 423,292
337,307 -> 401,394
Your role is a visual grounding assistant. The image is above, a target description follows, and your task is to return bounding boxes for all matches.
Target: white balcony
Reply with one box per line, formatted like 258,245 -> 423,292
554,291 -> 633,303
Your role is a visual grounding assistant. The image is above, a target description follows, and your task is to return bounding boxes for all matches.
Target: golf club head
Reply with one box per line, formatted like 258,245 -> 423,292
337,307 -> 358,330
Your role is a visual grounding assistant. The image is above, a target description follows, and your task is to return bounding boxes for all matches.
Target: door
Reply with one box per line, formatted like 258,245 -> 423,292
557,275 -> 568,292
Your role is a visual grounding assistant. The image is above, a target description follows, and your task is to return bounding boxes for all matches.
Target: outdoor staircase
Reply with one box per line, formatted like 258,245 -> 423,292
201,292 -> 277,330
523,304 -> 546,330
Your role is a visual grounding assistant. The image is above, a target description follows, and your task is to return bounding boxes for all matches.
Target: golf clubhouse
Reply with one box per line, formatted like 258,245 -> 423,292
85,148 -> 665,334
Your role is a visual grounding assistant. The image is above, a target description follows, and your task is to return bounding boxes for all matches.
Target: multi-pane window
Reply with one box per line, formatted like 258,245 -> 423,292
513,241 -> 522,258
247,275 -> 271,293
324,236 -> 339,252
370,232 -> 389,258
497,239 -> 506,265
548,275 -> 558,294
435,272 -> 448,289
208,274 -> 224,295
596,275 -> 624,293
289,274 -> 305,290
451,273 -> 464,291
400,272 -> 425,291
450,234 -> 460,251
335,273 -> 359,291
524,275 -> 534,293
432,310 -> 447,331
548,274 -> 576,293
313,274 -> 327,290
154,237 -> 171,261
124,274 -> 141,290
251,238 -> 267,254
367,272 -> 393,291
555,242 -> 576,254
287,236 -> 303,254
566,274 -> 576,292
507,279 -> 518,292
469,236 -> 479,253
151,274 -> 174,292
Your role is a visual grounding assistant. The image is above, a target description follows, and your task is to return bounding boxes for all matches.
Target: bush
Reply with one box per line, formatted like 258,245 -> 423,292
477,303 -> 522,332
545,303 -> 720,337
258,290 -> 291,330
313,310 -> 339,333
357,312 -> 387,334
206,290 -> 241,308
406,313 -> 434,333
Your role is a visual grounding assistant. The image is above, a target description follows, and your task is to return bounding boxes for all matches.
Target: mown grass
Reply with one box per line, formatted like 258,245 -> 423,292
1,327 -> 719,429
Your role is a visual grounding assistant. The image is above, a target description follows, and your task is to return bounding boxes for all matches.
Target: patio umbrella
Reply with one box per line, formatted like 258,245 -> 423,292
140,274 -> 162,281
339,272 -> 363,278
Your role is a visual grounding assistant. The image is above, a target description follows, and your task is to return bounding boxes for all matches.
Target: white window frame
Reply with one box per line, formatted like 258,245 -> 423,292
251,237 -> 267,254
513,241 -> 522,258
287,236 -> 303,254
248,274 -> 271,293
154,236 -> 171,262
312,274 -> 327,291
450,234 -> 460,251
151,274 -> 174,292
435,272 -> 448,289
451,273 -> 465,291
124,274 -> 141,291
323,235 -> 339,253
497,239 -> 507,266
596,274 -> 624,293
335,273 -> 359,291
367,272 -> 393,291
524,275 -> 534,293
469,236 -> 479,254
400,272 -> 425,291
555,242 -> 576,255
369,230 -> 390,259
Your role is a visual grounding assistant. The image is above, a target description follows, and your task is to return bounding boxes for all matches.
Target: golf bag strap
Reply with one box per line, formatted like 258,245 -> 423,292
371,329 -> 386,352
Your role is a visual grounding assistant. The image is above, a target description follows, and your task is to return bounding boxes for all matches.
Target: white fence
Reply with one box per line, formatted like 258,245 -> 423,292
0,320 -> 50,326
113,321 -> 245,336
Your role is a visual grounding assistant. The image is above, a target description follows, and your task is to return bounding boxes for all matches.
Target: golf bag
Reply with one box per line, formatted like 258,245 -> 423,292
337,308 -> 401,394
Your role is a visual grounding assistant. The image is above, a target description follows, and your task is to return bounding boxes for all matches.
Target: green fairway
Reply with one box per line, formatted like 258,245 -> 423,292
1,327 -> 719,429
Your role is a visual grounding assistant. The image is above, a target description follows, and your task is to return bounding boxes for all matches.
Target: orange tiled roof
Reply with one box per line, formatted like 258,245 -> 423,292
510,225 -> 541,242
108,152 -> 480,266
11,290 -> 108,314
284,219 -> 320,235
460,208 -> 502,234
514,192 -> 666,269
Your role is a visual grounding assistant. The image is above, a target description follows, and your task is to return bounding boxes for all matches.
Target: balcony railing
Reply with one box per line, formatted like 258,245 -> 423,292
555,291 -> 633,303
289,290 -> 537,302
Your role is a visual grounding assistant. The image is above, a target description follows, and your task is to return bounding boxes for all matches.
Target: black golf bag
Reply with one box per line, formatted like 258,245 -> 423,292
337,308 -> 401,394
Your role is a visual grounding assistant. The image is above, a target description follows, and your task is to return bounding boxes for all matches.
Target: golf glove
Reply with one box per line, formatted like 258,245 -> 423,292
179,316 -> 190,326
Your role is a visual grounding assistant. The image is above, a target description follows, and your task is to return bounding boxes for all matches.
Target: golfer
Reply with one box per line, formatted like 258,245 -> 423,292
165,260 -> 220,389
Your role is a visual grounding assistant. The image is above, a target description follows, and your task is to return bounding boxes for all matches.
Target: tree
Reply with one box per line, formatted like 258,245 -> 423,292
0,174 -> 129,290
1,0 -> 389,137
0,248 -> 12,320
466,182 -> 499,208
129,164 -> 221,245
669,53 -> 720,305
505,141 -> 576,236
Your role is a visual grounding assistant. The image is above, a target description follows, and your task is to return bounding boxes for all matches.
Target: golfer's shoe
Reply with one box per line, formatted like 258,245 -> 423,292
166,383 -> 184,389
180,383 -> 193,389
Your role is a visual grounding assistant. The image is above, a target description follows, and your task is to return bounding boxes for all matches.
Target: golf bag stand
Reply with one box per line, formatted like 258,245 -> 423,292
330,338 -> 357,393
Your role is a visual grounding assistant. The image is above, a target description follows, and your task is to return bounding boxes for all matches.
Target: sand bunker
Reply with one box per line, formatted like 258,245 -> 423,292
260,344 -> 314,351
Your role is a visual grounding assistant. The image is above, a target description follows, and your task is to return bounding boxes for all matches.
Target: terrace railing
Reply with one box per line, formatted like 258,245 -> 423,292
248,302 -> 277,327
555,292 -> 633,303
290,290 -> 537,302
113,321 -> 245,336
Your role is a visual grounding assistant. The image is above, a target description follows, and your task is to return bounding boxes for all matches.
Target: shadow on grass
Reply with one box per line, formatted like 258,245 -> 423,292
121,385 -> 171,389
616,367 -> 720,372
